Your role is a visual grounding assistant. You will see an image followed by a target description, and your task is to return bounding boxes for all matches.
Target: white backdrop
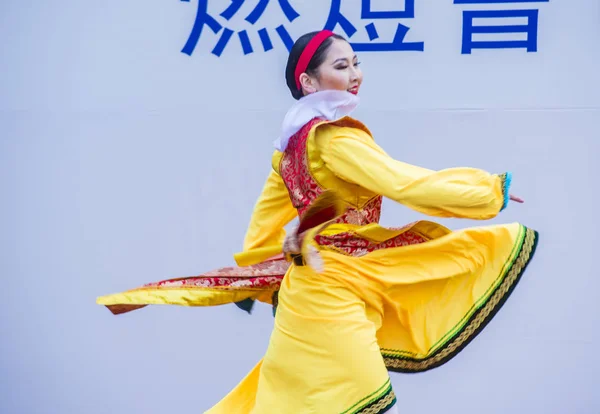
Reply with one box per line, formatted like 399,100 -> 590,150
2,0 -> 599,413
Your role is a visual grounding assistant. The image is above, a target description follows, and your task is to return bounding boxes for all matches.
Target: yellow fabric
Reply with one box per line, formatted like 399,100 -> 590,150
96,169 -> 294,311
205,118 -> 537,414
233,245 -> 282,267
94,117 -> 536,413
316,122 -> 504,219
235,168 -> 297,266
96,285 -> 275,309
207,227 -> 535,414
272,119 -> 381,213
207,360 -> 263,413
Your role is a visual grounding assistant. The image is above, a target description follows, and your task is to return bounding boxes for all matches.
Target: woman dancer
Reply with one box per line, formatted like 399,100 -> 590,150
98,30 -> 538,414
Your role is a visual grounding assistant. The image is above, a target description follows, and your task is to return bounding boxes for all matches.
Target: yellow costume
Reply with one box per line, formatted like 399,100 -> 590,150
98,116 -> 538,414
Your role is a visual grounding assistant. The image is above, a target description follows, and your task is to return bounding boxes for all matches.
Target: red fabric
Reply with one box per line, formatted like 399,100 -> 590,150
279,118 -> 327,218
142,260 -> 287,289
315,228 -> 428,257
294,30 -> 335,89
297,205 -> 337,234
280,119 -> 428,257
104,258 -> 288,315
280,118 -> 383,226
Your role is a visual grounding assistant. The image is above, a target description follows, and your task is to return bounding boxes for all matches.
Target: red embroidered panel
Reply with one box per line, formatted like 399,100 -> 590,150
103,259 -> 288,316
279,118 -> 325,217
280,118 -> 382,225
315,230 -> 428,257
335,196 -> 382,226
141,259 -> 289,290
142,275 -> 283,290
279,119 -> 428,257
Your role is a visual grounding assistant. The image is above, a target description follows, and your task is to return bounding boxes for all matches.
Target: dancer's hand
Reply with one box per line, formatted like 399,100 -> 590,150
510,194 -> 524,203
283,225 -> 301,255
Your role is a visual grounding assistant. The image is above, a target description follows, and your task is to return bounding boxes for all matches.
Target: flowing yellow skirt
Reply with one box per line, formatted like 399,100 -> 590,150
97,220 -> 538,413
206,220 -> 538,413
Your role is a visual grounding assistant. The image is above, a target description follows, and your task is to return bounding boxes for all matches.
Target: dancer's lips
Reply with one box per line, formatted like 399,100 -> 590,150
348,86 -> 359,95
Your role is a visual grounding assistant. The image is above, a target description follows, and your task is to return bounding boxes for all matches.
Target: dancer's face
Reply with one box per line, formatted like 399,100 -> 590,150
300,38 -> 363,96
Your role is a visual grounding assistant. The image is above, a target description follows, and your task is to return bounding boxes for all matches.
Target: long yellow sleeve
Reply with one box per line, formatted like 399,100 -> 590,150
234,168 -> 297,266
320,127 -> 507,220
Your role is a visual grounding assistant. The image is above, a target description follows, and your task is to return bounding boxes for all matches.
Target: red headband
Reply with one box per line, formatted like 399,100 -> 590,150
294,30 -> 335,90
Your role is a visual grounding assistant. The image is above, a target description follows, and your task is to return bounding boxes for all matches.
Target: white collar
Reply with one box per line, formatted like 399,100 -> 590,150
274,90 -> 360,152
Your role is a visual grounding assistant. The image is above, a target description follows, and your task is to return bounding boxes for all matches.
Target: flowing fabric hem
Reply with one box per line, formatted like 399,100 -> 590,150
96,259 -> 288,315
380,225 -> 539,372
342,378 -> 397,414
97,287 -> 280,315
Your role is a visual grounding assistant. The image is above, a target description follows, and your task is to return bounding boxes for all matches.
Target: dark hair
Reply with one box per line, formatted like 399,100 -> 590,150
285,31 -> 347,100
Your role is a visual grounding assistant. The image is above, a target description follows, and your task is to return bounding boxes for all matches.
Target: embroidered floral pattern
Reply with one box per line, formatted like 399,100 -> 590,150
141,259 -> 289,290
142,275 -> 283,290
102,260 -> 288,316
192,258 -> 289,278
280,118 -> 382,225
335,196 -> 382,226
280,119 -> 428,256
279,118 -> 326,217
316,230 -> 428,257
